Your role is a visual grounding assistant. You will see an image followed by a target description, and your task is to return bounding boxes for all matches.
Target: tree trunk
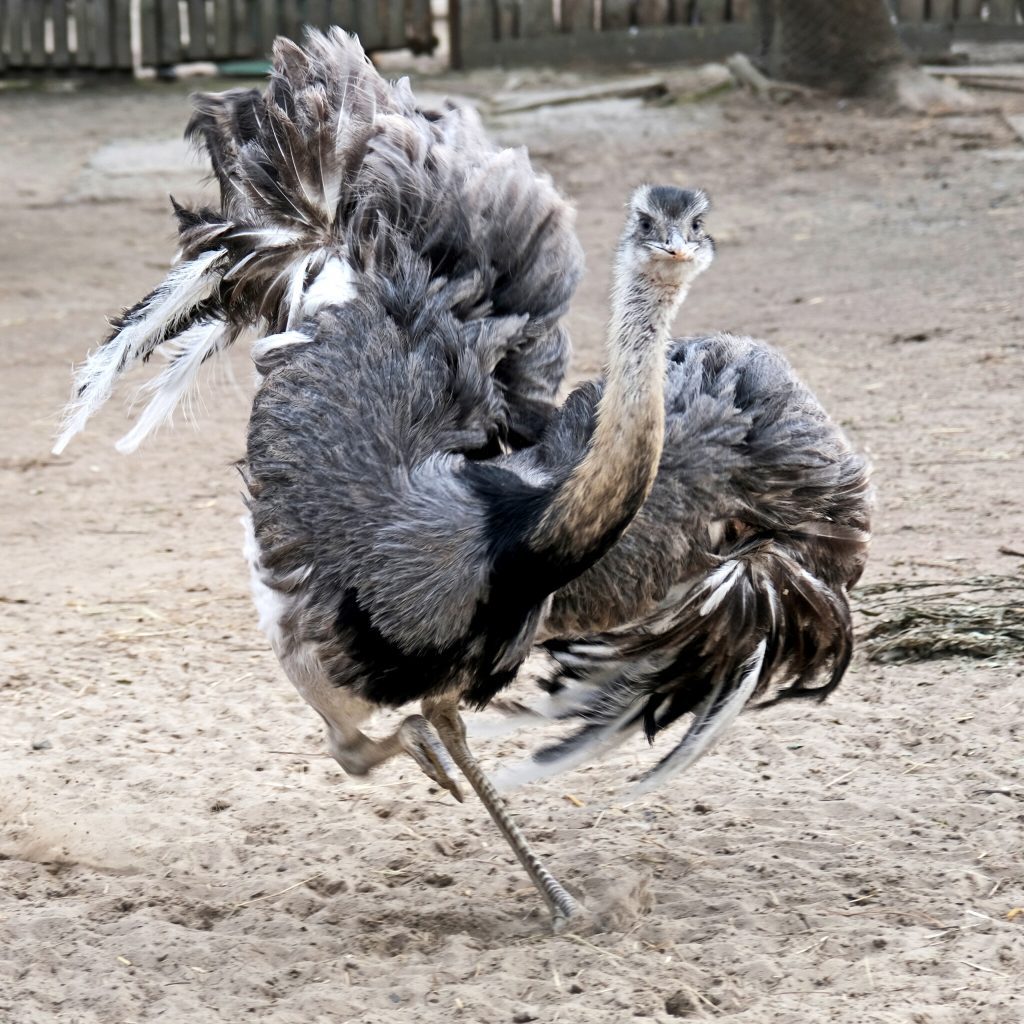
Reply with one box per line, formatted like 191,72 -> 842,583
766,0 -> 911,95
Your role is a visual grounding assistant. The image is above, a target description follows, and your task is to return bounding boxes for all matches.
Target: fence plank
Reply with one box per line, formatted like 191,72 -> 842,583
92,0 -> 114,67
560,0 -> 594,31
635,0 -> 670,26
500,0 -> 525,38
408,0 -> 433,50
695,0 -> 729,24
360,0 -> 383,45
305,0 -> 329,29
73,0 -> 93,66
0,0 -> 7,72
139,0 -> 158,63
9,0 -> 25,66
450,0 -> 498,66
159,0 -> 180,62
27,0 -> 44,66
929,0 -> 956,21
51,0 -> 69,66
213,0 -> 231,53
257,0 -> 278,55
280,0 -> 301,40
231,0 -> 253,55
601,0 -> 631,30
384,0 -> 405,47
113,0 -> 132,67
330,0 -> 357,32
521,0 -> 555,35
985,0 -> 1016,22
186,0 -> 209,57
894,0 -> 926,20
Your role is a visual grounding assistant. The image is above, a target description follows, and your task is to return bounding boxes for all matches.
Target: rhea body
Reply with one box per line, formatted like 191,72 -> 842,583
54,30 -> 870,930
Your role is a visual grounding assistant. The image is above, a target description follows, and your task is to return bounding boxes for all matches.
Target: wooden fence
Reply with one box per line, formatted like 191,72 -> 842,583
4,0 -> 1023,74
0,0 -> 434,74
451,1 -> 758,69
450,0 -> 1024,69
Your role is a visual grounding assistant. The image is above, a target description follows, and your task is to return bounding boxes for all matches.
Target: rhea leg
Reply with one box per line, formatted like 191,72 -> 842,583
291,669 -> 463,800
324,711 -> 464,802
423,696 -> 580,931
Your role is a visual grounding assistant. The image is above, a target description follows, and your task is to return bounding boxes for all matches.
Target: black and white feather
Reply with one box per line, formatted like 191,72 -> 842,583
54,28 -> 581,454
491,333 -> 871,792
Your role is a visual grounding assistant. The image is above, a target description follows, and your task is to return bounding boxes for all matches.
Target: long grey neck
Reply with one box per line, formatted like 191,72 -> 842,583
531,249 -> 686,564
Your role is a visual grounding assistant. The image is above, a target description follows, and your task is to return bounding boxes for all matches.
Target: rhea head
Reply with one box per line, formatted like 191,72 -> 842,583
619,185 -> 714,293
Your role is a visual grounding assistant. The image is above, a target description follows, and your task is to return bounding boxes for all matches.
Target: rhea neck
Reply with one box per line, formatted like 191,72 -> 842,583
532,239 -> 691,567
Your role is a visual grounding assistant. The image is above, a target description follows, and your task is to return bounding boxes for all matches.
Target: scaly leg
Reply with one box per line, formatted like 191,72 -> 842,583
295,676 -> 463,800
424,696 -> 580,932
325,712 -> 464,803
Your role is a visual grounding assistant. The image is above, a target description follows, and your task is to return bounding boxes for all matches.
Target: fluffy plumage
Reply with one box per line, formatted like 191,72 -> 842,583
55,30 -> 872,928
493,333 -> 871,790
55,28 -> 581,455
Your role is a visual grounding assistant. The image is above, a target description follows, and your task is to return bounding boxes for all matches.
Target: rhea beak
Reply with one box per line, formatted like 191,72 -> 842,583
663,228 -> 692,262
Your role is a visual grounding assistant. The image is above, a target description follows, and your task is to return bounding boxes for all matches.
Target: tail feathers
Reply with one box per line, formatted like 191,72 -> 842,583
57,27 -> 580,454
490,693 -> 644,791
494,538 -> 856,793
115,319 -> 233,454
493,638 -> 767,794
53,248 -> 226,454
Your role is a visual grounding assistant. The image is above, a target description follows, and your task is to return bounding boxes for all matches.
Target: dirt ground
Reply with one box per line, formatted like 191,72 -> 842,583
2,57 -> 1023,1024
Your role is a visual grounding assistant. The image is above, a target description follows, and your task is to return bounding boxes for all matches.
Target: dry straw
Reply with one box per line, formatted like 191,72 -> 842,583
854,573 -> 1024,663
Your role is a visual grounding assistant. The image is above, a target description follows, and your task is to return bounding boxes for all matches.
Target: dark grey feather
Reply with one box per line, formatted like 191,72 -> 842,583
495,333 -> 872,789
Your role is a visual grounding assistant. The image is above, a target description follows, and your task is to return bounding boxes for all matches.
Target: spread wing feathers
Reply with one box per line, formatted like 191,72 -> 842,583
53,249 -> 227,454
55,27 -> 582,453
491,334 -> 872,793
492,533 -> 858,793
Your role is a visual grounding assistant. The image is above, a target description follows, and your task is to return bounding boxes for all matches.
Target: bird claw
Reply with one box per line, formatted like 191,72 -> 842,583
399,715 -> 464,803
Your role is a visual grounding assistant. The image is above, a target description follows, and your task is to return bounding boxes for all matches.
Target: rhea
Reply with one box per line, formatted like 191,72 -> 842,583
55,30 -> 870,932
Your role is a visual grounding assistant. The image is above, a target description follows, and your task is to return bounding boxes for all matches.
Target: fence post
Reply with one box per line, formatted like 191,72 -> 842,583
27,0 -> 45,67
602,0 -> 631,30
113,0 -> 131,68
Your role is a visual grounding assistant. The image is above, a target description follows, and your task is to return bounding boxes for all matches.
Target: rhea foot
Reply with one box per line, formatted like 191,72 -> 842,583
323,709 -> 463,802
397,714 -> 464,803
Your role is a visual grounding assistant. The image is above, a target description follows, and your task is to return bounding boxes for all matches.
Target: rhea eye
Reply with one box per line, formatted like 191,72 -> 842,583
692,217 -> 704,233
637,214 -> 654,233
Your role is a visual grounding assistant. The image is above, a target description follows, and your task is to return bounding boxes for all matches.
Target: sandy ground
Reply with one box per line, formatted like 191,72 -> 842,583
1,61 -> 1023,1024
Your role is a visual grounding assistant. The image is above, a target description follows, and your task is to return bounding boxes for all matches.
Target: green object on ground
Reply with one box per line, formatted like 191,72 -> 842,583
217,60 -> 272,77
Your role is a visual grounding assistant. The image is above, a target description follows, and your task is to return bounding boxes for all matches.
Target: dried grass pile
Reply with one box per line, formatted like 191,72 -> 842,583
854,573 -> 1024,663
